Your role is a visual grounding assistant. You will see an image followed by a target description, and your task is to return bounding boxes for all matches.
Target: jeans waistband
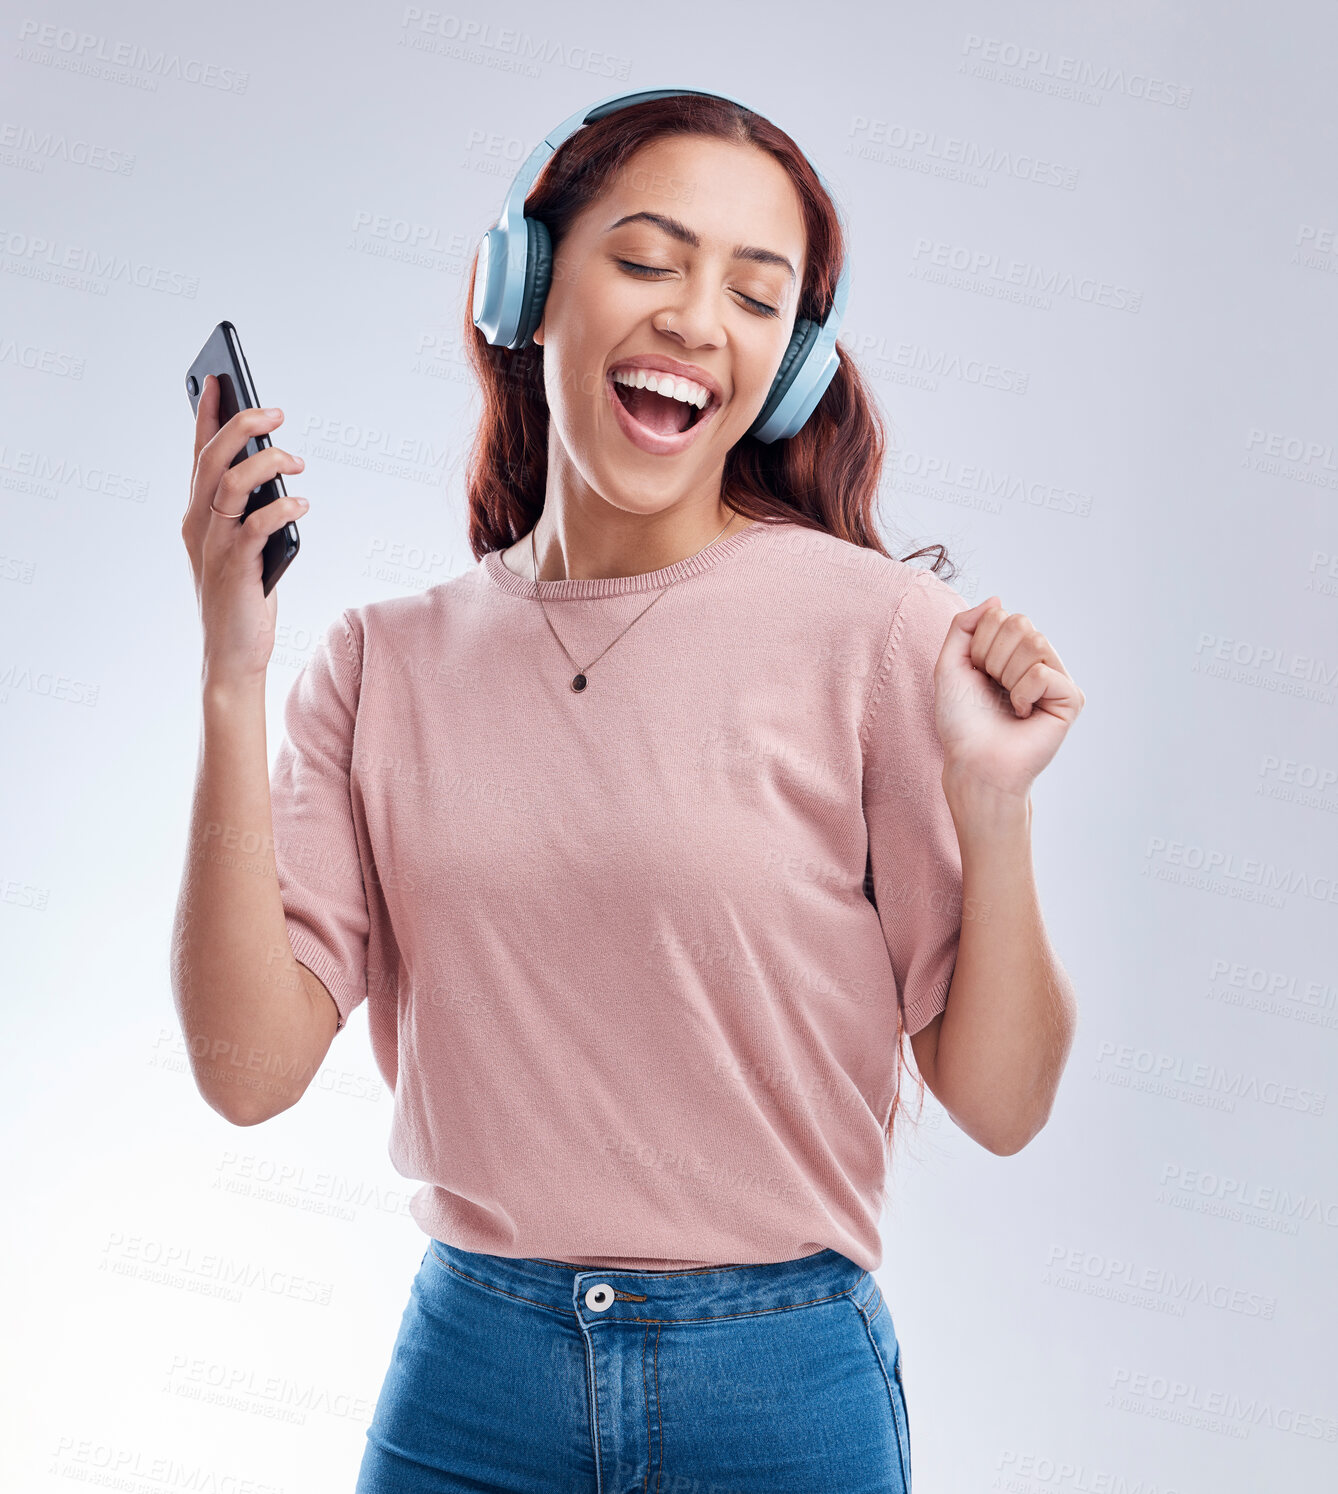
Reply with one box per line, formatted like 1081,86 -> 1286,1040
430,1241 -> 871,1324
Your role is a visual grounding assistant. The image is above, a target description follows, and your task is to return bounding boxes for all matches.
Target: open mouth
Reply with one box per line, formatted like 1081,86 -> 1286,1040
610,373 -> 716,436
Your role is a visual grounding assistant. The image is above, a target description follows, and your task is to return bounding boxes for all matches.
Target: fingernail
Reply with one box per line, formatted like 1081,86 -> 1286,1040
296,497 -> 309,508
264,406 -> 282,418
293,455 -> 305,469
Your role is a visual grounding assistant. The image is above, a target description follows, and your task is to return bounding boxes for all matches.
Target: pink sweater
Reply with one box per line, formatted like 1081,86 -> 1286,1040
270,517 -> 970,1272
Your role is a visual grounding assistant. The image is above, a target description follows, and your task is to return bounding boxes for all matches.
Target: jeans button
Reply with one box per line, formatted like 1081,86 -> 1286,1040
584,1283 -> 615,1312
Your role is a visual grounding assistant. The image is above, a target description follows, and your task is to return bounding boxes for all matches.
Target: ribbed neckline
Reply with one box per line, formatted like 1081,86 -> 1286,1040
482,516 -> 779,600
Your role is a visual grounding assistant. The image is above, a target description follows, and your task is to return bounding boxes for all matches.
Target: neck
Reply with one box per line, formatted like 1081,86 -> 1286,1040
502,464 -> 749,583
528,506 -> 744,583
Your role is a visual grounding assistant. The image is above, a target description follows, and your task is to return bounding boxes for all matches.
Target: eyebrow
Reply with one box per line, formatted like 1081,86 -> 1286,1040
604,211 -> 797,281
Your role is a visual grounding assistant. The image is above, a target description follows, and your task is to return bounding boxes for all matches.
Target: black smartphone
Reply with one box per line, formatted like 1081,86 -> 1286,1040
185,321 -> 299,597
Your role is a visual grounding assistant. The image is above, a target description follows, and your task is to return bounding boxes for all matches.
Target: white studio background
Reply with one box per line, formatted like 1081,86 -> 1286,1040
2,1 -> 1335,1490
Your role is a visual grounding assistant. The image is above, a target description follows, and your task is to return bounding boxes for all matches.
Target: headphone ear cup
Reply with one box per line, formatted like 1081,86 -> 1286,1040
513,218 -> 553,349
748,316 -> 820,438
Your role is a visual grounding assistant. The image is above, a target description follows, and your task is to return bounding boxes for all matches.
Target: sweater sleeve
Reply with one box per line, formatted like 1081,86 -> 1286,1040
269,609 -> 370,1033
860,568 -> 972,1036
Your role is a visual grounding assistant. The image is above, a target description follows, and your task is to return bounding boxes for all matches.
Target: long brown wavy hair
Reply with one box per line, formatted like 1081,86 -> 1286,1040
461,92 -> 954,1148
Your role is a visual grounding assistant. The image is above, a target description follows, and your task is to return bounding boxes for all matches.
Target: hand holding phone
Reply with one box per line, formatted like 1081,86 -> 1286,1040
184,321 -> 301,597
181,325 -> 309,688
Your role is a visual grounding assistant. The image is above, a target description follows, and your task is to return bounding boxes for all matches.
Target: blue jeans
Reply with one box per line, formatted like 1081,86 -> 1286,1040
354,1240 -> 913,1493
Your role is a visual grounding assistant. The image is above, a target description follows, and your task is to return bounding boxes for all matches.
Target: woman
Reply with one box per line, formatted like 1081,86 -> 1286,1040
174,91 -> 1082,1493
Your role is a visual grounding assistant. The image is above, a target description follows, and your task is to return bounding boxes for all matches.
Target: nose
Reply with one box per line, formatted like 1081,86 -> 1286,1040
655,278 -> 725,349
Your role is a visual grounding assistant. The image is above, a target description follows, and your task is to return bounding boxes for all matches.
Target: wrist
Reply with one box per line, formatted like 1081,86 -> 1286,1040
941,762 -> 1032,824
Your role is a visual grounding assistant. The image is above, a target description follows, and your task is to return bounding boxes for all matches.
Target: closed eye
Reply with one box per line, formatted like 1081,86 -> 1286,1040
616,260 -> 780,319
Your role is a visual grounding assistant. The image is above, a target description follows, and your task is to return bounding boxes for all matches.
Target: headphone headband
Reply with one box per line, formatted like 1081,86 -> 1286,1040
471,86 -> 850,442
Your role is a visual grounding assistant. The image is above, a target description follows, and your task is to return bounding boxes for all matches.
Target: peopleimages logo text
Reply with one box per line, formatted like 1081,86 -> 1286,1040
16,19 -> 249,92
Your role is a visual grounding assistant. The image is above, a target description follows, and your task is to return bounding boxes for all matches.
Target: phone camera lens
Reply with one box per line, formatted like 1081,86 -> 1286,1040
187,375 -> 199,396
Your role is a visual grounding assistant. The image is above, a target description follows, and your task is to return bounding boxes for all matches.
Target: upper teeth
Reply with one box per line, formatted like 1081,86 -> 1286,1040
611,368 -> 713,410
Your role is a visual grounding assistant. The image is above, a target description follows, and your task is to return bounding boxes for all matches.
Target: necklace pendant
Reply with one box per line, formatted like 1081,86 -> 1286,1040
571,672 -> 588,692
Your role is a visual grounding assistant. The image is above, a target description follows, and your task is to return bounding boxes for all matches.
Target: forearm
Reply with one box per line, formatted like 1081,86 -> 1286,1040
169,679 -> 329,1124
933,769 -> 1077,1154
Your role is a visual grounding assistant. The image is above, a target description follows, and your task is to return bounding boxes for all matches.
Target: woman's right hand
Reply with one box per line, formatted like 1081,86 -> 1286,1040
182,374 -> 311,689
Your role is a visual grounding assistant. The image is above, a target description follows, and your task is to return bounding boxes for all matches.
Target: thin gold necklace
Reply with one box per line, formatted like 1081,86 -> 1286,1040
529,512 -> 739,693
